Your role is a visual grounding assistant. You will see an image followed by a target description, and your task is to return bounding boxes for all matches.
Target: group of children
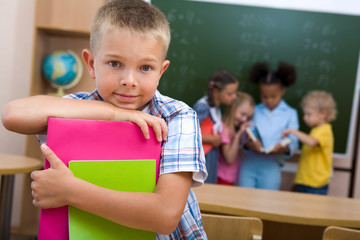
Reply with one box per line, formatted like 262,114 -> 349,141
1,0 -> 338,239
195,61 -> 337,196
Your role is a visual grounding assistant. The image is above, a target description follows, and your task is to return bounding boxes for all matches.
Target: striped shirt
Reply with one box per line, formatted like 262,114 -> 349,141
64,89 -> 208,240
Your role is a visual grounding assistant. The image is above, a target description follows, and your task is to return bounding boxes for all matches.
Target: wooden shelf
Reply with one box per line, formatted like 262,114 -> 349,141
37,25 -> 90,37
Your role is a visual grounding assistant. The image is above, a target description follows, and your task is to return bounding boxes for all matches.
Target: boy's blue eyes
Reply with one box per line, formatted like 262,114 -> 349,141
141,65 -> 151,71
109,61 -> 120,67
108,62 -> 152,71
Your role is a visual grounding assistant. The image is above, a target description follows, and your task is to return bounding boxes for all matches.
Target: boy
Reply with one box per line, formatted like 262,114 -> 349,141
282,90 -> 337,195
2,0 -> 208,239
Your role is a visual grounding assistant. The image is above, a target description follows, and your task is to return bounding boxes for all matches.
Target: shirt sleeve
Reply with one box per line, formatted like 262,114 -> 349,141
311,126 -> 331,148
159,109 -> 208,187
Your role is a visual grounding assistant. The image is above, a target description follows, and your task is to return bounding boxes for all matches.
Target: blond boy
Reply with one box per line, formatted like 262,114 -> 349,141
282,90 -> 337,195
2,0 -> 208,239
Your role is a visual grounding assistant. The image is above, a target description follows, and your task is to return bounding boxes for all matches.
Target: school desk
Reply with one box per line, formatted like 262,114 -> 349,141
193,184 -> 360,240
0,154 -> 42,240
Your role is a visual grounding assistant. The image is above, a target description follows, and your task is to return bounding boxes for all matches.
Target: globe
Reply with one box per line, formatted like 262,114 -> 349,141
42,50 -> 83,96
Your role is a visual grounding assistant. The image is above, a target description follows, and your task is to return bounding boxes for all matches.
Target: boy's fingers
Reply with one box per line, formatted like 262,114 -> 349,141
149,120 -> 163,142
142,115 -> 167,142
30,170 -> 41,181
40,144 -> 65,169
160,118 -> 168,142
133,119 -> 150,140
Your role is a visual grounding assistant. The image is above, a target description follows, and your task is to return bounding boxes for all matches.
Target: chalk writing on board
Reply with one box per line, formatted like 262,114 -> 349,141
167,9 -> 204,26
237,13 -> 276,29
302,21 -> 338,35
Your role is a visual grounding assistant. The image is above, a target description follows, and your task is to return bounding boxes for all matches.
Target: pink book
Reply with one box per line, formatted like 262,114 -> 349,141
38,118 -> 161,240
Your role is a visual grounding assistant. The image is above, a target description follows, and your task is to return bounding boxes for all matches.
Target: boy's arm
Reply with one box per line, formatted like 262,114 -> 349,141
282,129 -> 319,147
2,95 -> 167,141
31,144 -> 191,235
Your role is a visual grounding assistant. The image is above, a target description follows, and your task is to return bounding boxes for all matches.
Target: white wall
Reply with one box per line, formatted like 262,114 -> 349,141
0,0 -> 36,227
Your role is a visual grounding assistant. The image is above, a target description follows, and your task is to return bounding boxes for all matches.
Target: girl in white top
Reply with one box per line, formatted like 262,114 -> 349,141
193,70 -> 239,183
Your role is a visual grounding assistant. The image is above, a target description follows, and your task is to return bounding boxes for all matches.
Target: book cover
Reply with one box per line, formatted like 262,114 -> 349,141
68,160 -> 156,240
38,118 -> 161,240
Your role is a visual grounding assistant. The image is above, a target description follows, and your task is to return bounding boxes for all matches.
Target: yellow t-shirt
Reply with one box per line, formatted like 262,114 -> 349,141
295,123 -> 334,188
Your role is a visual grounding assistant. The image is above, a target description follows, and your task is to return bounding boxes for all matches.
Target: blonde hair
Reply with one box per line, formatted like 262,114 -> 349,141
223,91 -> 255,130
301,90 -> 337,122
90,0 -> 170,57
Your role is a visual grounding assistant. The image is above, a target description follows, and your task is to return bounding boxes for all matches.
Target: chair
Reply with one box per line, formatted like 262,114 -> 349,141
201,213 -> 263,240
323,226 -> 360,240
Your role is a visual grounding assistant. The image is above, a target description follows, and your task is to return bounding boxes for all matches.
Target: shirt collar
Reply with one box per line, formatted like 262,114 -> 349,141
259,99 -> 288,112
90,89 -> 105,101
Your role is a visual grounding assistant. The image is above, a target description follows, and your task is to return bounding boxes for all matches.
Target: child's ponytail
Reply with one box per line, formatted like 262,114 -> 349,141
275,62 -> 297,87
250,61 -> 297,87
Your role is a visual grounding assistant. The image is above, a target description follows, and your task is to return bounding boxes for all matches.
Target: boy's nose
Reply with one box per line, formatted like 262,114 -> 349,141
120,70 -> 137,87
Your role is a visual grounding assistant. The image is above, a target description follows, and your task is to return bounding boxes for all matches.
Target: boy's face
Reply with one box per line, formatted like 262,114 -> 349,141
83,28 -> 170,110
302,106 -> 327,127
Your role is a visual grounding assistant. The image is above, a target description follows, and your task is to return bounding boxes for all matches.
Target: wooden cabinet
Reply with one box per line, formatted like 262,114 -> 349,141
19,0 -> 105,237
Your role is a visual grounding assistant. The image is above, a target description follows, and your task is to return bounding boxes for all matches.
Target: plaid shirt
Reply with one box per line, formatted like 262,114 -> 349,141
64,89 -> 208,240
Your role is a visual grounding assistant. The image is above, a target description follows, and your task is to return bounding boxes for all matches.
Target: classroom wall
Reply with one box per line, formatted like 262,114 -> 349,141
0,0 -> 359,229
0,0 -> 36,227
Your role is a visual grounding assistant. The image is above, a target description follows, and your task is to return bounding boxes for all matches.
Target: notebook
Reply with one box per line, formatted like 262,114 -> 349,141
245,127 -> 291,154
68,160 -> 156,240
38,118 -> 161,240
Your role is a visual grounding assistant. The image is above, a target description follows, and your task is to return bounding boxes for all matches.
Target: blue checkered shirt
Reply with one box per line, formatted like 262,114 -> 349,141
64,89 -> 208,240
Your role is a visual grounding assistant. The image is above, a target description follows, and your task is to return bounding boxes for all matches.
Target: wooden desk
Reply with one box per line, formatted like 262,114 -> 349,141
193,184 -> 360,240
0,154 -> 42,240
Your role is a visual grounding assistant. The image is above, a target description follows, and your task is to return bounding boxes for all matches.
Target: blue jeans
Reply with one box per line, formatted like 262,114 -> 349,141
238,157 -> 281,190
296,184 -> 329,195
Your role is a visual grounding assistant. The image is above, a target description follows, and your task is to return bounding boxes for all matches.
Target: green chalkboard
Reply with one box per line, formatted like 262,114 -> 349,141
152,0 -> 360,155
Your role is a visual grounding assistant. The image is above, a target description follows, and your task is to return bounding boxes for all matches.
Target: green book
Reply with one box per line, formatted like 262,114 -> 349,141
68,160 -> 156,240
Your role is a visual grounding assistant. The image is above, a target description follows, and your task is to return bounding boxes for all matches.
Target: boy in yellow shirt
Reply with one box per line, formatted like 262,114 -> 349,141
283,90 -> 337,195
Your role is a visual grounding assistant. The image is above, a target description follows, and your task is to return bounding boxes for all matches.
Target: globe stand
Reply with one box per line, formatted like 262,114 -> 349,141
48,87 -> 66,97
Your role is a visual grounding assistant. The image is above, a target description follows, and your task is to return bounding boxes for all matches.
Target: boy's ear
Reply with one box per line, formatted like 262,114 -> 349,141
82,49 -> 96,79
321,109 -> 328,119
160,60 -> 170,76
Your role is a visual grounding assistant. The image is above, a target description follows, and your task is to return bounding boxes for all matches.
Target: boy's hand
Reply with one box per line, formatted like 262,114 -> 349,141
282,129 -> 293,138
30,144 -> 75,209
114,109 -> 168,142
